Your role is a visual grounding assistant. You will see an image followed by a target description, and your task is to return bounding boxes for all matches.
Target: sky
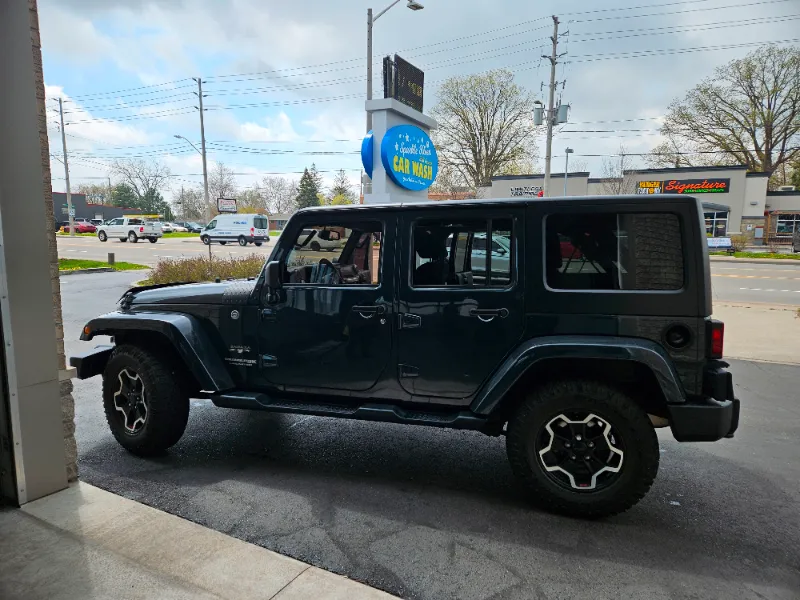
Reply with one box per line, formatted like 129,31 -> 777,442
40,0 -> 800,201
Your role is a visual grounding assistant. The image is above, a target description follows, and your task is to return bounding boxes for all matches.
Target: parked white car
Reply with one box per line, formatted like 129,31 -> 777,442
97,217 -> 163,243
200,214 -> 269,246
169,222 -> 188,232
159,222 -> 174,234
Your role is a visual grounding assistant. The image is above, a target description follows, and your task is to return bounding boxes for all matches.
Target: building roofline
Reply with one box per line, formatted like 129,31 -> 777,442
624,165 -> 749,175
745,171 -> 772,178
767,190 -> 800,196
491,172 -> 590,181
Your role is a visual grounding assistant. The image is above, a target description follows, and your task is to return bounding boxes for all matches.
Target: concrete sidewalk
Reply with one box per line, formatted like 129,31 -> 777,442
0,482 -> 395,600
713,302 -> 800,365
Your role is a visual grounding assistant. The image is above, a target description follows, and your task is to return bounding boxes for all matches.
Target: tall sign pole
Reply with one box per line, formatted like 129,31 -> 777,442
542,15 -> 559,198
367,8 -> 374,133
58,98 -> 75,237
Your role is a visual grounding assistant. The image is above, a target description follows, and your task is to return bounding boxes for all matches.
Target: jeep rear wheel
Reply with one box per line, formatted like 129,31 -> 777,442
102,345 -> 190,456
506,380 -> 658,518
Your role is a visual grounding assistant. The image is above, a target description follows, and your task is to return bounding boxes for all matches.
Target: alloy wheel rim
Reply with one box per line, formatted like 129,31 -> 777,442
535,411 -> 624,492
113,368 -> 148,434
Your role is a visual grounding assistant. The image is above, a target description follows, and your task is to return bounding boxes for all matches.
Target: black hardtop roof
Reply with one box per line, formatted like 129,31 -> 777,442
296,194 -> 698,215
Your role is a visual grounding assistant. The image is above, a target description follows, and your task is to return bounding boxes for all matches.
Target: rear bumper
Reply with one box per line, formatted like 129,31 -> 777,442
668,363 -> 739,442
69,345 -> 114,379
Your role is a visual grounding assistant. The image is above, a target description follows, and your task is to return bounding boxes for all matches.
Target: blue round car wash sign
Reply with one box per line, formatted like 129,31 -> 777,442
379,124 -> 438,191
361,131 -> 374,179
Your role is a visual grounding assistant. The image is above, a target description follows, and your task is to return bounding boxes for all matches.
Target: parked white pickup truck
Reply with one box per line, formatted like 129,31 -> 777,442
97,217 -> 163,243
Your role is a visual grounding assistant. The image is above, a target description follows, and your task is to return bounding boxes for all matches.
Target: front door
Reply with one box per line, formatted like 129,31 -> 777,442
397,208 -> 525,402
258,215 -> 393,392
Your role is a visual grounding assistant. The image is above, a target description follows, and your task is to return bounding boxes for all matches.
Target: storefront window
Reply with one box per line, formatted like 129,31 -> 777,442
704,211 -> 728,237
776,214 -> 800,236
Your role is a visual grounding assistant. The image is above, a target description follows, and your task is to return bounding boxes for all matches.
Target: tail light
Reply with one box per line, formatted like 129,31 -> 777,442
251,227 -> 255,234
709,320 -> 724,359
139,226 -> 144,233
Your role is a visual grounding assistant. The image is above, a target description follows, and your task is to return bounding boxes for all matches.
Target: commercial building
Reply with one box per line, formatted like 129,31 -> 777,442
52,192 -> 142,225
489,165 -> 800,245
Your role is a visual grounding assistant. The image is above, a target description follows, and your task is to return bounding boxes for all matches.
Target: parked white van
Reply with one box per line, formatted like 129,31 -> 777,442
200,214 -> 269,246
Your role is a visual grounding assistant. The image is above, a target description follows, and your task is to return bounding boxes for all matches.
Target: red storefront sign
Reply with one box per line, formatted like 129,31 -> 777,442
662,178 -> 730,194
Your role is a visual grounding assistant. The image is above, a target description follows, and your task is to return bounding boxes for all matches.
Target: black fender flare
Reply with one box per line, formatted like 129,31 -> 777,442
79,311 -> 234,392
470,335 -> 687,415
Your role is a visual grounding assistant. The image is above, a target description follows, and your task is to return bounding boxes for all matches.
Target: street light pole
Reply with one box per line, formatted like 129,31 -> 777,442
366,1 -> 423,133
174,133 -> 209,222
564,147 -> 573,196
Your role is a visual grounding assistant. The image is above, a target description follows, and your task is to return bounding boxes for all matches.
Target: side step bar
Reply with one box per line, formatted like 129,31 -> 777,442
211,391 -> 497,434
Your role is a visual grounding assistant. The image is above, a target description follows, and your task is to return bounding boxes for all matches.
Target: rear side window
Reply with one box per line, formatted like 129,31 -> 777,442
545,212 -> 684,291
128,218 -> 142,225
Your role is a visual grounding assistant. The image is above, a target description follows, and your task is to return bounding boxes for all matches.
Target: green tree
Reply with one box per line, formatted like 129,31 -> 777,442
431,68 -> 538,187
295,168 -> 321,209
110,183 -> 138,208
330,169 -> 354,202
330,194 -> 354,206
646,45 -> 800,182
309,163 -> 325,192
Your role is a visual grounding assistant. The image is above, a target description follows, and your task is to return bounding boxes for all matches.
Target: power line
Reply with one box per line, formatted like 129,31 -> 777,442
572,0 -> 794,23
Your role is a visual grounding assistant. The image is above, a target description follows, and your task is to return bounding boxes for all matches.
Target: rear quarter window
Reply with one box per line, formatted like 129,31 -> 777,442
545,212 -> 684,291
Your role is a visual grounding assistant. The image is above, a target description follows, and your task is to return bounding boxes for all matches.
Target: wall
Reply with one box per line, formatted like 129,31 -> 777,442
53,192 -> 142,225
765,191 -> 800,212
491,173 -> 589,198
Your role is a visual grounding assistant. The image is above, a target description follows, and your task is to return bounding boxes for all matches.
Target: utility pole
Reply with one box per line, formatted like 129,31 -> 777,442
58,98 -> 75,237
193,77 -> 211,223
107,176 -> 112,206
542,15 -> 559,198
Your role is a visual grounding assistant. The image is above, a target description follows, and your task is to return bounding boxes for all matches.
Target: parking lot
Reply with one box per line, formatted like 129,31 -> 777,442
63,271 -> 800,600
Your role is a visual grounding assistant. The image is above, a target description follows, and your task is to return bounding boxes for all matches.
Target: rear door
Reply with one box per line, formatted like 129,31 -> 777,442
396,207 -> 525,402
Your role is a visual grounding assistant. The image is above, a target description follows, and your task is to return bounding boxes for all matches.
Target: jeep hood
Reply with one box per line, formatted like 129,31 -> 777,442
125,280 -> 255,306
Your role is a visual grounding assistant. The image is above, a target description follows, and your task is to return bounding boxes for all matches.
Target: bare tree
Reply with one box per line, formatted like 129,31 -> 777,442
260,176 -> 297,214
602,145 -> 637,195
111,158 -> 171,201
430,163 -> 476,199
646,45 -> 800,183
569,159 -> 588,174
209,161 -> 237,201
236,188 -> 267,213
432,69 -> 538,187
76,182 -> 111,204
173,187 -> 206,221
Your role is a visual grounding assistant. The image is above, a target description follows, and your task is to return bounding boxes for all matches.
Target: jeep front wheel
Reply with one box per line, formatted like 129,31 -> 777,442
506,380 -> 658,518
102,345 -> 190,456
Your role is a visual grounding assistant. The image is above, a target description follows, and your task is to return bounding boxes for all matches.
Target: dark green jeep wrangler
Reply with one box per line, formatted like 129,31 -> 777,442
72,196 -> 739,518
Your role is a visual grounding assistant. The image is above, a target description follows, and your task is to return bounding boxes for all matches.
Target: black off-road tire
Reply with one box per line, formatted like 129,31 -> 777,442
102,345 -> 190,456
506,380 -> 659,518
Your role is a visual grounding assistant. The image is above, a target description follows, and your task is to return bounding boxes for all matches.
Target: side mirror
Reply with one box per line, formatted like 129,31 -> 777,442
265,261 -> 282,289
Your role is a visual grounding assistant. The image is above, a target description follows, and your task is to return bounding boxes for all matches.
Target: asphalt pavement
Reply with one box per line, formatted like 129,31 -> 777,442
57,234 -> 275,266
63,272 -> 800,600
711,261 -> 800,306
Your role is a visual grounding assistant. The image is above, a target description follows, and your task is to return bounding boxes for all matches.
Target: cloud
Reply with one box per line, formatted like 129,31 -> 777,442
237,112 -> 300,142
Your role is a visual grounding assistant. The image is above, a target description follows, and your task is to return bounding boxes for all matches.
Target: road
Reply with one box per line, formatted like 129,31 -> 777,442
63,272 -> 800,600
57,235 -> 276,266
711,261 -> 800,306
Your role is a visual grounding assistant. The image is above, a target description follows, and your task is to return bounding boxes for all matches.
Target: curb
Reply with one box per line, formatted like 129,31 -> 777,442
710,256 -> 800,265
59,267 -> 115,275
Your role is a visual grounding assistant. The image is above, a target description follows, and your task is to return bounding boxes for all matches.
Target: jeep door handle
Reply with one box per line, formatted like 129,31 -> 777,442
469,308 -> 509,322
353,304 -> 386,319
400,313 -> 421,329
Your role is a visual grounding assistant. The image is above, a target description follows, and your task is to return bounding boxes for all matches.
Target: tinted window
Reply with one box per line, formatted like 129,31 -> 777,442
254,216 -> 269,230
284,222 -> 381,285
412,218 -> 513,288
128,218 -> 143,225
545,212 -> 684,291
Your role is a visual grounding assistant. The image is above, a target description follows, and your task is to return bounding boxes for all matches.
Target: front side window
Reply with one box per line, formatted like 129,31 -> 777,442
284,221 -> 381,285
206,220 -> 217,230
545,212 -> 684,291
412,218 -> 513,288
